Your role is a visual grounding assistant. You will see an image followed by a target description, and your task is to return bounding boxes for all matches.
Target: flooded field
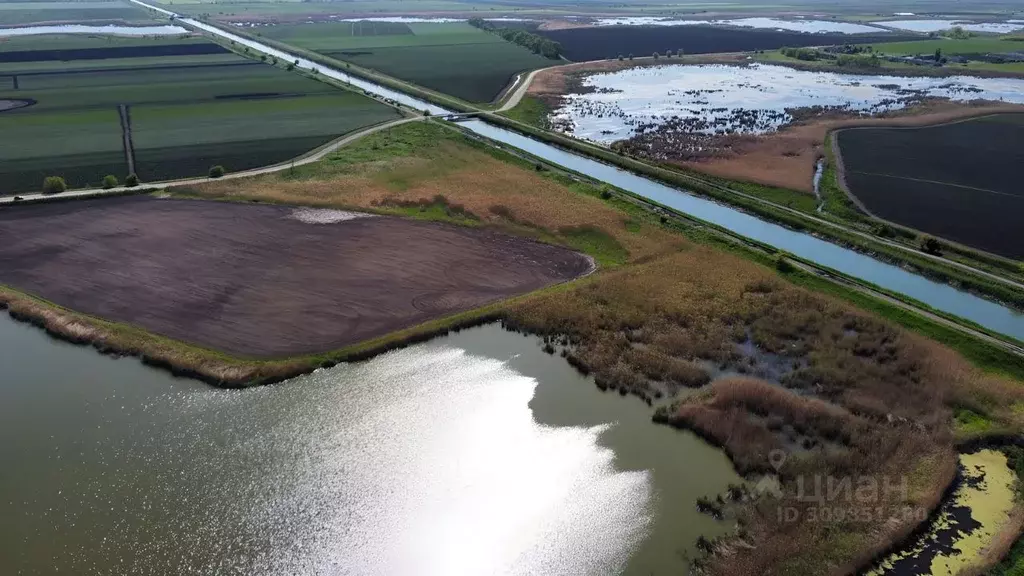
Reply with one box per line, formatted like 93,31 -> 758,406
0,318 -> 739,575
551,63 -> 1024,144
0,24 -> 188,36
878,20 -> 1024,34
591,17 -> 889,34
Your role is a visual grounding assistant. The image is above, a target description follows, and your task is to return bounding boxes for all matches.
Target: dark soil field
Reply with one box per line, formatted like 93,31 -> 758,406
539,25 -> 914,62
837,113 -> 1024,259
0,196 -> 592,357
0,43 -> 228,64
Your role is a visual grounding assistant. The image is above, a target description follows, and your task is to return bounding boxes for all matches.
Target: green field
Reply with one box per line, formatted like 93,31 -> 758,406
866,37 -> 1024,55
758,35 -> 1024,75
0,34 -> 400,193
0,107 -> 126,191
261,21 -> 551,102
0,0 -> 156,25
131,93 -> 396,181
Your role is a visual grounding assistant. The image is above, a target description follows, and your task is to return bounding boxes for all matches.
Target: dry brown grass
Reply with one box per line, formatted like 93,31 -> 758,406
687,101 -> 1024,192
184,122 -> 682,262
502,245 -> 1024,574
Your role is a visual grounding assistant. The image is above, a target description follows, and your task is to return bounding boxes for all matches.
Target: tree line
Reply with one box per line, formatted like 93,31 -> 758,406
468,18 -> 563,60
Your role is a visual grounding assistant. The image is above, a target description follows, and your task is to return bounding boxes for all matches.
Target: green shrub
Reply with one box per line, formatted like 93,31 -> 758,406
209,165 -> 226,178
872,223 -> 896,238
775,254 -> 795,273
41,176 -> 66,194
919,235 -> 944,256
101,175 -> 118,189
124,173 -> 139,187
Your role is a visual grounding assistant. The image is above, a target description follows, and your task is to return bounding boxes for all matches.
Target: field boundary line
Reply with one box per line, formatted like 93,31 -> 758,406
831,123 -> 1024,268
117,104 -> 136,176
847,170 -> 1020,199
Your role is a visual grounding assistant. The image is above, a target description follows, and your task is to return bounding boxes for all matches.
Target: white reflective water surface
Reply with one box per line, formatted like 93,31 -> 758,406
552,63 -> 1024,142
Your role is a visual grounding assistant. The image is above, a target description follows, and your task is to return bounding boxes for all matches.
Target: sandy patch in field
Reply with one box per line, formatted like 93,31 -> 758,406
192,141 -> 684,261
0,99 -> 33,112
289,207 -> 375,224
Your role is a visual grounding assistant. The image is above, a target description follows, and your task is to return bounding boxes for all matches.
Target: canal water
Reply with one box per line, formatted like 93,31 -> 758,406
0,317 -> 738,575
130,1 -> 1024,342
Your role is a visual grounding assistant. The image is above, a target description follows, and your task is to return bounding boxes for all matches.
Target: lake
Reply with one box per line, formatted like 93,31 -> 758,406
0,317 -> 738,574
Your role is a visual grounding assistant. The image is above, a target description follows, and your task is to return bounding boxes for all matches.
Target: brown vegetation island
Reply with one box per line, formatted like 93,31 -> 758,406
2,121 -> 1024,574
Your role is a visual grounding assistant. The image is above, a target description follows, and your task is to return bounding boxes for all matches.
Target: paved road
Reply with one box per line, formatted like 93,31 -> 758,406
0,117 -> 420,206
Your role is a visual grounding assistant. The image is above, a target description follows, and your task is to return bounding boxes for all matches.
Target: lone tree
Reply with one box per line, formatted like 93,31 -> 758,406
628,53 -> 634,60
260,54 -> 267,62
124,173 -> 139,187
209,165 -> 226,178
665,49 -> 674,57
101,175 -> 118,189
287,63 -> 295,71
934,48 -> 942,62
42,176 -> 66,194
652,51 -> 660,59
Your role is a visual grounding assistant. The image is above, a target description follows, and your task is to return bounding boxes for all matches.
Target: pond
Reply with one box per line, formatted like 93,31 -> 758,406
590,16 -> 889,34
869,449 -> 1018,575
550,63 -> 1024,143
0,24 -> 189,37
0,317 -> 738,575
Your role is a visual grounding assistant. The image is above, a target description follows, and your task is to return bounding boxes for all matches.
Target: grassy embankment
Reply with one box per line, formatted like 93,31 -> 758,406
5,119 -> 1024,573
495,94 -> 1024,311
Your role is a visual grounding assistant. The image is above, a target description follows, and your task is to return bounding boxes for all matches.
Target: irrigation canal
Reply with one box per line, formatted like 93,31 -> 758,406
128,0 -> 1024,342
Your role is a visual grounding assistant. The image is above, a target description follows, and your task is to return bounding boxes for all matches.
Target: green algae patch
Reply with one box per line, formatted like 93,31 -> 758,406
869,449 -> 1017,575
